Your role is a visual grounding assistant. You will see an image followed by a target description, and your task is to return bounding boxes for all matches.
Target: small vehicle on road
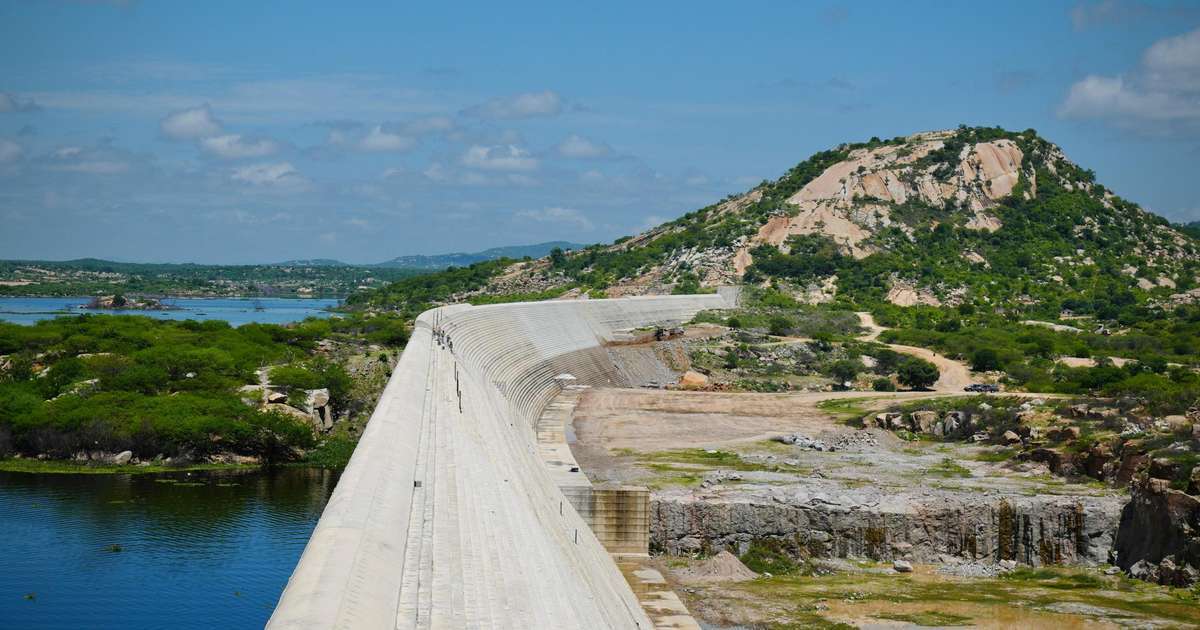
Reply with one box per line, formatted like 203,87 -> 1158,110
964,383 -> 1000,393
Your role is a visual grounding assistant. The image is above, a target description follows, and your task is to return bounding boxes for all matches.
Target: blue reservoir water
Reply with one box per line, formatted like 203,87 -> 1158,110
0,296 -> 340,326
0,468 -> 338,629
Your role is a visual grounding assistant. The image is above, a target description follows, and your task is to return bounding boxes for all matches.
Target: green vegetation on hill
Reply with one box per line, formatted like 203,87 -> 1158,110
879,305 -> 1200,413
0,312 -> 408,464
540,147 -> 858,291
344,258 -> 516,315
746,127 -> 1196,317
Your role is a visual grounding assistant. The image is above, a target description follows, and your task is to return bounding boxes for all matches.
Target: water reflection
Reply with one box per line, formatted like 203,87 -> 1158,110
0,467 -> 338,629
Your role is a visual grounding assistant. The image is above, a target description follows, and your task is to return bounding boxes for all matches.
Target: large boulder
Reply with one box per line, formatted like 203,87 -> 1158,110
305,388 -> 335,431
679,370 -> 709,390
874,412 -> 903,430
1115,478 -> 1200,586
910,410 -> 938,433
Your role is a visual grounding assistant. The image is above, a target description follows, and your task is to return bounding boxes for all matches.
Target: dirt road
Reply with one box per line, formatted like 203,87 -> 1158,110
856,312 -> 974,392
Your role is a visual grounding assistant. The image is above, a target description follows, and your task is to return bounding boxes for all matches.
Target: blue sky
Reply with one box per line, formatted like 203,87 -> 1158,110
1,0 -> 1198,264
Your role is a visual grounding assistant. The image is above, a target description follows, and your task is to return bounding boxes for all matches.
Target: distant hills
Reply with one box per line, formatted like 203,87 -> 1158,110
274,241 -> 587,269
373,241 -> 585,269
1,242 -> 588,271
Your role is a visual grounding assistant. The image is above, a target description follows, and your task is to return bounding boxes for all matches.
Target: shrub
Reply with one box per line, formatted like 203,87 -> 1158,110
971,348 -> 1002,372
898,358 -> 940,390
828,359 -> 860,383
872,377 -> 896,392
768,315 -> 793,337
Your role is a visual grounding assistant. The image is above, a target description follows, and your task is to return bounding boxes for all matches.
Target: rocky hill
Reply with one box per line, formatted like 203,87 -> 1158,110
473,126 -> 1197,317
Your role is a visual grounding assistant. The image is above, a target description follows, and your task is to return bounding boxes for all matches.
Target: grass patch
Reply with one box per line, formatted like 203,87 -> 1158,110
1002,567 -> 1105,590
730,565 -> 1200,627
924,457 -> 972,478
816,397 -> 880,425
641,472 -> 703,489
638,448 -> 807,474
300,435 -> 358,469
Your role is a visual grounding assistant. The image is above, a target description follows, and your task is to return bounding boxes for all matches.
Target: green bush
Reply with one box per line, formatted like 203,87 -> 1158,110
872,377 -> 896,392
898,357 -> 940,390
970,347 -> 1002,372
739,539 -> 800,575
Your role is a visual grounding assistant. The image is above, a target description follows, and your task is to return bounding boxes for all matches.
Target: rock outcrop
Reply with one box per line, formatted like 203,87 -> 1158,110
751,134 -> 1021,262
651,492 -> 1119,568
305,388 -> 335,431
1115,478 -> 1200,586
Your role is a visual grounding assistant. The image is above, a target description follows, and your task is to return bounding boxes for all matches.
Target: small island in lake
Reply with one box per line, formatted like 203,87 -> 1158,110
81,294 -> 178,311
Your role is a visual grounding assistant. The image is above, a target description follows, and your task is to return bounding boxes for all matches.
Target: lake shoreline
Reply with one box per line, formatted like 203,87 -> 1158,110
0,458 -> 262,475
0,458 -> 348,475
0,295 -> 342,326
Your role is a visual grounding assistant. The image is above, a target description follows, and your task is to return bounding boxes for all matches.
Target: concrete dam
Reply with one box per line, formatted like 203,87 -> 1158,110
268,294 -> 731,629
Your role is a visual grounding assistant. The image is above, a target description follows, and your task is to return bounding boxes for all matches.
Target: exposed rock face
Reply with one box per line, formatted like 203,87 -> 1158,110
651,492 -> 1119,567
1115,478 -> 1200,586
305,388 -> 335,431
748,135 -> 1022,263
886,282 -> 942,307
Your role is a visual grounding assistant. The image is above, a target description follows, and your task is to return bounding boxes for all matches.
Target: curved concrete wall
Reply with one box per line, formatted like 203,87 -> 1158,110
269,294 -> 728,629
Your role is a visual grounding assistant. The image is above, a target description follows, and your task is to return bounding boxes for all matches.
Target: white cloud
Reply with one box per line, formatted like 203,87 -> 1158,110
231,162 -> 307,188
199,134 -> 279,159
0,92 -> 39,113
328,124 -> 416,152
557,134 -> 611,158
461,144 -> 538,171
159,104 -> 223,140
1144,26 -> 1200,91
359,125 -> 416,152
463,90 -> 563,119
516,206 -> 593,230
0,139 -> 23,163
1059,27 -> 1200,132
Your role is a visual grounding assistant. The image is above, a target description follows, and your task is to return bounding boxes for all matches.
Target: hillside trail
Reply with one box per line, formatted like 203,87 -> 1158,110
855,312 -> 973,392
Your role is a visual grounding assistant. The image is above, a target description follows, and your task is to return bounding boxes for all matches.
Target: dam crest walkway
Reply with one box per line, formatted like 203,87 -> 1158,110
269,294 -> 730,629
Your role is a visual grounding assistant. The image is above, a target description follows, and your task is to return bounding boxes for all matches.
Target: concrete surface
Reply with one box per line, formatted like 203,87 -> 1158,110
269,294 -> 727,629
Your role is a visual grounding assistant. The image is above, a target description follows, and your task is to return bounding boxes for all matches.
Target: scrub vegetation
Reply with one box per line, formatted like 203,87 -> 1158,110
0,312 -> 408,465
